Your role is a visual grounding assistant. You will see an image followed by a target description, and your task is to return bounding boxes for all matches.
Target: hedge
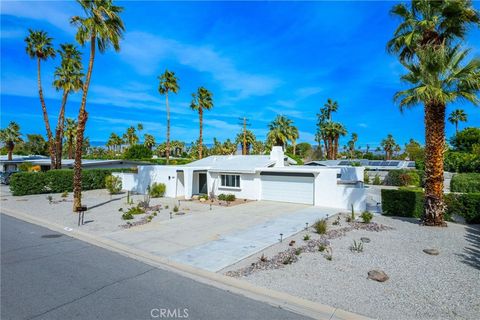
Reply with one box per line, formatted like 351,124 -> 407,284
445,193 -> 480,224
450,173 -> 480,193
444,151 -> 480,173
381,189 -> 480,223
381,189 -> 424,218
9,169 -> 128,196
383,169 -> 422,187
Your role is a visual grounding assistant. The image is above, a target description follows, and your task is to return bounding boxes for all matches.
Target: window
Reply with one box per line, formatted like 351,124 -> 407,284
220,174 -> 240,188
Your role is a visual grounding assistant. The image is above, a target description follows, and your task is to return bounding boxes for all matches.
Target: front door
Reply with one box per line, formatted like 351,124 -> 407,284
198,173 -> 207,194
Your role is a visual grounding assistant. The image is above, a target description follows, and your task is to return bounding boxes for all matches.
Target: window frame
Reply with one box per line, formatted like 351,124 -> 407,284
219,174 -> 241,189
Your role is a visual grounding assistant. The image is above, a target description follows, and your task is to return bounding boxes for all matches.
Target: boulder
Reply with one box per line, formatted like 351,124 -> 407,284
367,270 -> 389,282
192,195 -> 200,200
199,198 -> 206,202
360,237 -> 371,243
423,249 -> 439,256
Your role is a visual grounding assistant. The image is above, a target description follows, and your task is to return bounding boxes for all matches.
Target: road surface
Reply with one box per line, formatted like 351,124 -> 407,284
1,214 -> 311,320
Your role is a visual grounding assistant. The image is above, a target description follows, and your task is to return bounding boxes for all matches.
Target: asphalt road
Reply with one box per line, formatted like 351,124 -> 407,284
1,214 -> 311,320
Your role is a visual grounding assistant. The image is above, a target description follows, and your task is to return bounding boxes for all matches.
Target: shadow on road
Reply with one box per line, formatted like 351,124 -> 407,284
458,224 -> 480,270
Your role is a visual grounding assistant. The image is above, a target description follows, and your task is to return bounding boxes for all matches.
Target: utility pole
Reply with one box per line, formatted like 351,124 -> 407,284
238,117 -> 250,155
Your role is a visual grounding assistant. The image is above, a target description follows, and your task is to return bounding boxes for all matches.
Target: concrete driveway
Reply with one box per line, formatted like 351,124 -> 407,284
105,201 -> 338,271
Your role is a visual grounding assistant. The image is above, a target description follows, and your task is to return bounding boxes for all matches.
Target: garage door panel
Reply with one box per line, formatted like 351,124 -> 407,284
261,175 -> 313,205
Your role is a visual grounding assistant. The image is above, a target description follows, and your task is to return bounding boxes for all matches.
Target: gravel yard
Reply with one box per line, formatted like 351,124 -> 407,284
226,215 -> 480,320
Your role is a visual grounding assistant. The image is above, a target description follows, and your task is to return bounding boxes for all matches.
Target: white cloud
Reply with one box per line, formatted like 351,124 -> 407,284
1,1 -> 78,34
120,31 -> 281,99
358,123 -> 368,128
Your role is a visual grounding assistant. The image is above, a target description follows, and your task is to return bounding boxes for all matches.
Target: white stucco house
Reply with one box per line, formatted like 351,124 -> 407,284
114,146 -> 366,211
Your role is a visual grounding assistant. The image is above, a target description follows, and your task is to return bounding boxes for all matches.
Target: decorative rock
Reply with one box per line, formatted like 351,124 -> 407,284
192,195 -> 200,200
289,240 -> 296,246
199,198 -> 206,202
367,270 -> 389,282
423,249 -> 439,256
360,237 -> 371,243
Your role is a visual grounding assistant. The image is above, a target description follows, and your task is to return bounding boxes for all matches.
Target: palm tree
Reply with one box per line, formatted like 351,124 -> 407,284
64,118 -> 77,159
448,109 -> 468,134
53,44 -> 84,169
381,134 -> 397,160
267,115 -> 289,148
25,29 -> 56,168
70,0 -> 125,210
288,125 -> 299,155
0,122 -> 23,161
158,70 -> 179,164
190,87 -> 213,159
123,126 -> 138,146
348,133 -> 358,159
235,129 -> 256,155
143,134 -> 156,151
388,0 -> 480,226
323,98 -> 338,121
106,132 -> 122,153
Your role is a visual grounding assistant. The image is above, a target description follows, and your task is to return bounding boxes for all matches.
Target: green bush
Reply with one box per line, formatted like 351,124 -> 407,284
122,212 -> 134,220
218,193 -> 235,201
384,169 -> 421,187
9,169 -> 117,196
381,189 -> 424,218
444,151 -> 480,173
123,145 -> 153,160
313,219 -> 327,234
105,175 -> 122,194
18,162 -> 34,172
445,193 -> 480,224
450,173 -> 480,193
126,206 -> 145,215
361,211 -> 374,223
148,182 -> 166,198
364,172 -> 370,184
373,175 -> 381,185
285,152 -> 304,165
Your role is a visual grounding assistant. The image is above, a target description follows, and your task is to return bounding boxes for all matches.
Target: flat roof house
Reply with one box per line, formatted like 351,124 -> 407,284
115,147 -> 366,211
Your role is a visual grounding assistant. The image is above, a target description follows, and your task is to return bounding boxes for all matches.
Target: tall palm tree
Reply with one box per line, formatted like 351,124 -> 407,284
64,118 -> 77,159
381,134 -> 397,160
143,134 -> 156,151
190,87 -> 213,159
267,115 -> 292,148
324,99 -> 338,121
70,0 -> 125,210
25,29 -> 56,167
331,122 -> 347,159
288,125 -> 299,155
123,126 -> 138,146
388,0 -> 479,226
158,70 -> 179,164
0,122 -> 23,161
448,109 -> 468,134
235,129 -> 256,155
53,44 -> 84,169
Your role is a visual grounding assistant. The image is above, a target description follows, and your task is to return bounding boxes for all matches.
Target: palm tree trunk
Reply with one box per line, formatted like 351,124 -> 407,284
293,142 -> 296,155
166,92 -> 170,164
455,122 -> 458,135
198,108 -> 203,159
68,137 -> 74,159
37,57 -> 55,168
7,143 -> 14,161
423,102 -> 446,226
54,90 -> 69,169
73,35 -> 96,211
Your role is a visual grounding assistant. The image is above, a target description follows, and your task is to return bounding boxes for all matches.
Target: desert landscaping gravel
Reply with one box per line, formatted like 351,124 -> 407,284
240,215 -> 480,320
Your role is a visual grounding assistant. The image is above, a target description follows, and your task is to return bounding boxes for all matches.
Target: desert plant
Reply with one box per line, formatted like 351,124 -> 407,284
295,248 -> 302,256
259,254 -> 267,262
351,204 -> 355,221
350,240 -> 364,253
46,195 -> 53,204
361,211 -> 374,223
318,244 -> 326,252
105,175 -> 122,194
313,219 -> 327,235
122,212 -> 134,220
61,191 -> 69,198
373,175 -> 381,185
126,206 -> 145,215
149,182 -> 166,198
173,205 -> 179,213
332,216 -> 341,226
303,234 -> 310,241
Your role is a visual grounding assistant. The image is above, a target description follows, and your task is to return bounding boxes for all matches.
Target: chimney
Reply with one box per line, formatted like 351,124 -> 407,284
270,146 -> 285,167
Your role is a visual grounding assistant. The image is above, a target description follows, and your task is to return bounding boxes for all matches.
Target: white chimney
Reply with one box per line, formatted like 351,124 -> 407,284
270,146 -> 285,167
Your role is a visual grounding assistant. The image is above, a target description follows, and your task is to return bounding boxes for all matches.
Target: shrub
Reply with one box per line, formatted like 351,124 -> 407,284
105,175 -> 122,194
122,212 -> 134,220
173,205 -> 179,213
445,193 -> 480,224
285,152 -> 303,165
381,189 -> 424,218
444,151 -> 480,173
450,173 -> 480,193
361,211 -> 374,223
149,182 -> 166,198
364,172 -> 370,184
126,206 -> 145,215
350,240 -> 364,253
384,169 -> 421,187
303,234 -> 310,241
313,219 -> 327,234
198,194 -> 208,200
18,162 -> 34,172
373,175 -> 381,185
218,193 -> 235,202
123,145 -> 153,160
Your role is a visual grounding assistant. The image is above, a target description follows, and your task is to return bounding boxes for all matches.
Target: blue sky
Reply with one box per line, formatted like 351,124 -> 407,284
1,1 -> 479,149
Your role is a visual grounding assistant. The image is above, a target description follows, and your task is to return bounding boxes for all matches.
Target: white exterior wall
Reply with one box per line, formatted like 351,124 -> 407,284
313,170 -> 366,211
338,167 -> 364,182
208,172 -> 261,200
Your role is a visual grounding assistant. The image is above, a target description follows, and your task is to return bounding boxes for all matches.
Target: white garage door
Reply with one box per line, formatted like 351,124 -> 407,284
260,173 -> 314,205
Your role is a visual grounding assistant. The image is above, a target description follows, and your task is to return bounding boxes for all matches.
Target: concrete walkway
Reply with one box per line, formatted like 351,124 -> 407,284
169,206 -> 339,271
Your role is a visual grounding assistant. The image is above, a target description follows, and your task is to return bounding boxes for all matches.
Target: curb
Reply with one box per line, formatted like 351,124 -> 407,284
1,207 -> 373,320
